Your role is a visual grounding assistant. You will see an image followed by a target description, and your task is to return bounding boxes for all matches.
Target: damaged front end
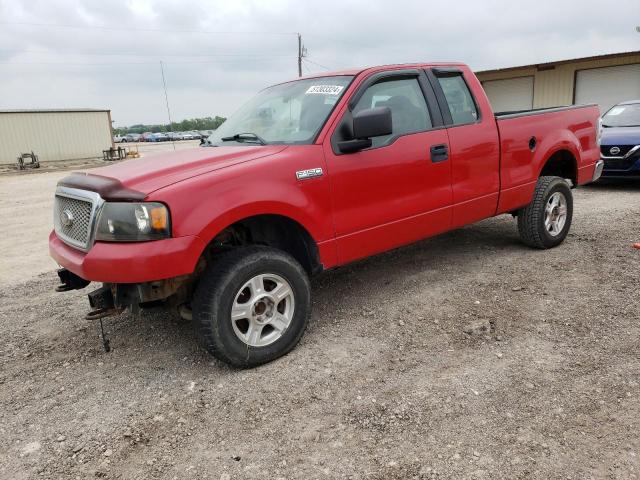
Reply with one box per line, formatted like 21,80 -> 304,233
56,268 -> 195,351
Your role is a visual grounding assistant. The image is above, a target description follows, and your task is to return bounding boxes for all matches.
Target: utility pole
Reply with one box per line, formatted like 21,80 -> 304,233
297,33 -> 306,77
159,61 -> 176,150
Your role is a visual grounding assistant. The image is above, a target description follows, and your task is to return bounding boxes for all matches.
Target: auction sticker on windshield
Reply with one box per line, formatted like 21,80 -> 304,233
306,85 -> 344,95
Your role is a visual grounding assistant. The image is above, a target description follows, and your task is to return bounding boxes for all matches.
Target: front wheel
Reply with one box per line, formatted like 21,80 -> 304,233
192,246 -> 311,368
517,176 -> 573,249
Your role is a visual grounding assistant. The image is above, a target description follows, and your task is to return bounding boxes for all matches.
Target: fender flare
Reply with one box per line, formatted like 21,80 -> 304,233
535,130 -> 580,178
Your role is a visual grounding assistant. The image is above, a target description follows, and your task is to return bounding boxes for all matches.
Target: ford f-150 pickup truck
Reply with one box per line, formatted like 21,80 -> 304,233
50,63 -> 603,367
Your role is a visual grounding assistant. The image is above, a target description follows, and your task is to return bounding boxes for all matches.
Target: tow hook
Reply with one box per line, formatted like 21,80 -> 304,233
55,268 -> 90,292
86,285 -> 123,353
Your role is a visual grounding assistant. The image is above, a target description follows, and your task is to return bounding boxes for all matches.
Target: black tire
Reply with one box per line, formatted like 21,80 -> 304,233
517,176 -> 573,249
192,246 -> 311,368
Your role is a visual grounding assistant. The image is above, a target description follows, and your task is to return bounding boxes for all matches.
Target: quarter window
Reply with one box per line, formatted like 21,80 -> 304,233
436,75 -> 479,125
352,78 -> 432,148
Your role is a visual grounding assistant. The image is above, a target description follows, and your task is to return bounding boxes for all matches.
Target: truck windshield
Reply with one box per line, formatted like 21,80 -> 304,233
207,76 -> 353,146
602,103 -> 640,127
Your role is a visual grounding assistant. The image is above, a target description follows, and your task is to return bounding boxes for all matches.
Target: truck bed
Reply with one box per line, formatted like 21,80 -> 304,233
493,103 -> 601,215
494,104 -> 598,119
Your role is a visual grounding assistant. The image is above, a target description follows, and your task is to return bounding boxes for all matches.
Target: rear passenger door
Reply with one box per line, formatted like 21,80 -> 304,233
426,68 -> 500,227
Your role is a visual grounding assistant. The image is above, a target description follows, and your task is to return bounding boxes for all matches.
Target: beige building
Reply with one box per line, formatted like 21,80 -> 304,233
475,50 -> 640,115
0,109 -> 113,165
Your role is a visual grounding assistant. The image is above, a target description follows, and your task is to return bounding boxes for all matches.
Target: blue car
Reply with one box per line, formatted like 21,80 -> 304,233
600,100 -> 640,178
148,133 -> 170,142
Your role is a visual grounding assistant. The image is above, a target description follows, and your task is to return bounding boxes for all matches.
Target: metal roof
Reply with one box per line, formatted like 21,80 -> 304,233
477,50 -> 640,75
0,108 -> 110,114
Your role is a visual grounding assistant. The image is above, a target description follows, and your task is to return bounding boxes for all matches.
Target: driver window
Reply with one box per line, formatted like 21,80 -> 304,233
352,78 -> 432,148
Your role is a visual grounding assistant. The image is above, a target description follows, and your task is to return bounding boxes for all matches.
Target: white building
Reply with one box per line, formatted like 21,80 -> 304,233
0,109 -> 113,165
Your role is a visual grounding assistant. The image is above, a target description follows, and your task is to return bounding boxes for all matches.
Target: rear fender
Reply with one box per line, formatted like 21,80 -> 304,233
535,131 -> 580,179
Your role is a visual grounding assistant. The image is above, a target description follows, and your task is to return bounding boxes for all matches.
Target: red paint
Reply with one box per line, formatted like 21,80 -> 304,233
49,231 -> 206,283
49,63 -> 600,284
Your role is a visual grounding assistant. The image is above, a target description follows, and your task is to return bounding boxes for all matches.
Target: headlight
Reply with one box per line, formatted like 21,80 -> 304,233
596,117 -> 603,146
96,202 -> 171,242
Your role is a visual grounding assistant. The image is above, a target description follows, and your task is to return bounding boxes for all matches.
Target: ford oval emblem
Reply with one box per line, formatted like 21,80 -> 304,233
60,209 -> 74,227
609,146 -> 621,155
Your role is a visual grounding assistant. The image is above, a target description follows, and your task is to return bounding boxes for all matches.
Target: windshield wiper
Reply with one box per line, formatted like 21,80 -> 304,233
220,132 -> 267,145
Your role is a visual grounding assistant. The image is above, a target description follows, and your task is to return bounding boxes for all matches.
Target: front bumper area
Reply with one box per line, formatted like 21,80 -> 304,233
601,157 -> 640,177
49,231 -> 206,284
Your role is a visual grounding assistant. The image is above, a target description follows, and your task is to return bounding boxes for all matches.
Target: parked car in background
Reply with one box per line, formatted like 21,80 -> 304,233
140,132 -> 154,142
180,132 -> 194,140
189,131 -> 203,140
124,133 -> 142,143
51,62 -> 602,367
113,134 -> 125,143
599,100 -> 640,178
149,132 -> 170,142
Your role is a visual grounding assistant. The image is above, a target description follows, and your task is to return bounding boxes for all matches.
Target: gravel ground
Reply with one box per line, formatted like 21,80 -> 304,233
0,140 -> 201,175
0,173 -> 639,479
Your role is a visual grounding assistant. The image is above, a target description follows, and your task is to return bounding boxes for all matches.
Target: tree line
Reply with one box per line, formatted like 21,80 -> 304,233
114,116 -> 226,135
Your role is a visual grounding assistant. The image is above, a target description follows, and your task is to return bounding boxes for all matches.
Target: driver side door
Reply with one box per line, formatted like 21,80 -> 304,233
323,70 -> 453,264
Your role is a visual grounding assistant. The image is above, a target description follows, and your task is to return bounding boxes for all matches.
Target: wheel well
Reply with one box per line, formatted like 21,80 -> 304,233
540,150 -> 577,186
204,215 -> 322,275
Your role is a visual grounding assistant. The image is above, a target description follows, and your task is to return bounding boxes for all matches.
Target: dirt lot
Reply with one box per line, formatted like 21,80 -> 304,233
0,140 -> 202,176
1,165 -> 639,479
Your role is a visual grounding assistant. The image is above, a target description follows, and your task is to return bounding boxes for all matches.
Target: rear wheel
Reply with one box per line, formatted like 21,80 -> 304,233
192,246 -> 311,368
517,176 -> 573,249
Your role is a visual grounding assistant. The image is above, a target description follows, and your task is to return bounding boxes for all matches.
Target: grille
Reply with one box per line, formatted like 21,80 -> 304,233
54,194 -> 94,249
601,145 -> 634,157
603,157 -> 636,171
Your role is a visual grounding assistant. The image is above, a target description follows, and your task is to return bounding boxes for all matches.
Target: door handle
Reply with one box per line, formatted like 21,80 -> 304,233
430,144 -> 449,163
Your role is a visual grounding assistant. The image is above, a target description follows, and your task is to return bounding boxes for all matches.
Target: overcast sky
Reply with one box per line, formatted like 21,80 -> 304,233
0,0 -> 638,126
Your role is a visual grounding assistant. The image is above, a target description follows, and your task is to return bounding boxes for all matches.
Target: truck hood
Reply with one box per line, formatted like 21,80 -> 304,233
600,126 -> 640,145
73,145 -> 288,196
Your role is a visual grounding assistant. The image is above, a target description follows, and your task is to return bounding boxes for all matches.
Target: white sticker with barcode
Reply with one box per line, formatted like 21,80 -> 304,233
305,85 -> 344,95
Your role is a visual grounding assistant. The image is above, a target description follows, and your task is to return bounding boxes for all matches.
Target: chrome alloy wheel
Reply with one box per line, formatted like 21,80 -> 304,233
230,273 -> 295,347
544,192 -> 568,237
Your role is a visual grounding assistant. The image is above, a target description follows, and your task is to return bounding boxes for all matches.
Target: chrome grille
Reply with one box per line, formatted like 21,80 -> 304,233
53,188 -> 101,250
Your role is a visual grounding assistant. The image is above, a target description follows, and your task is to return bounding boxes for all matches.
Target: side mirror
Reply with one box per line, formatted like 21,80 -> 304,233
338,106 -> 392,153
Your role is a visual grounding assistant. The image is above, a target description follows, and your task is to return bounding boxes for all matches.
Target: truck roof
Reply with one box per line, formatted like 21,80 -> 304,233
279,62 -> 469,84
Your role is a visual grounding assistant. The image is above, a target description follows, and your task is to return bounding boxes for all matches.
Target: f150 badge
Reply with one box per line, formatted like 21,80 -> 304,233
296,167 -> 323,180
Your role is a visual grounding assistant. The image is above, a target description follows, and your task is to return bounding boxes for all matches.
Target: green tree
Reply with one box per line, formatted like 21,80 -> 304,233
115,116 -> 226,135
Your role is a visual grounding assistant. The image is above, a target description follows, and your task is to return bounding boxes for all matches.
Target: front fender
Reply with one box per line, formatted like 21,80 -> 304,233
146,145 -> 336,267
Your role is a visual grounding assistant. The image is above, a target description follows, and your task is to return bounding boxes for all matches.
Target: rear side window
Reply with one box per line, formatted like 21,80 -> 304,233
436,75 -> 479,125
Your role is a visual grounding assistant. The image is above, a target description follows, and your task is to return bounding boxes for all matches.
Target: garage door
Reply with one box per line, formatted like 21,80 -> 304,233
575,64 -> 640,114
482,76 -> 534,113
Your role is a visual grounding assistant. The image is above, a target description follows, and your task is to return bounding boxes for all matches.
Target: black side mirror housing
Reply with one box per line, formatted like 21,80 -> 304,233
337,106 -> 392,153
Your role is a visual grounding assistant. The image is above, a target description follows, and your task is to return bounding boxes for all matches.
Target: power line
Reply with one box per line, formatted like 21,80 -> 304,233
302,60 -> 313,75
0,57 -> 291,66
0,48 -> 294,58
0,21 -> 297,36
304,58 -> 333,71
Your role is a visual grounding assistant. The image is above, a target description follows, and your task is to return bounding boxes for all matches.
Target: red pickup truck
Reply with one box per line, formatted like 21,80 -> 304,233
50,63 -> 603,367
